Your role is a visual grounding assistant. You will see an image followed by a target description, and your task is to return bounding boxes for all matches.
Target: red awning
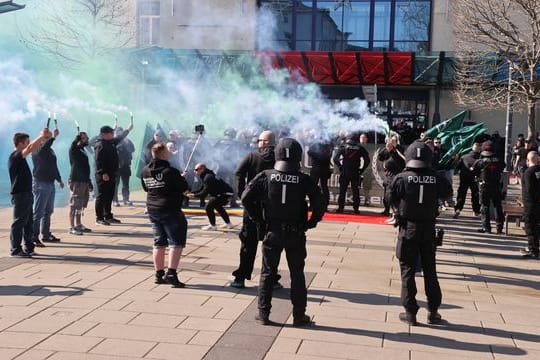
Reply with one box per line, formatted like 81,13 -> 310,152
256,51 -> 413,86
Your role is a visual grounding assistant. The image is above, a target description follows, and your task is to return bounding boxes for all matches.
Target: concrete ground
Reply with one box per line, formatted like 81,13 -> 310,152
0,188 -> 539,360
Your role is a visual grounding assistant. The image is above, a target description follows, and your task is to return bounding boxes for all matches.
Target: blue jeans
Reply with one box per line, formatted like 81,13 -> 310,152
148,211 -> 187,248
10,192 -> 34,254
33,180 -> 56,240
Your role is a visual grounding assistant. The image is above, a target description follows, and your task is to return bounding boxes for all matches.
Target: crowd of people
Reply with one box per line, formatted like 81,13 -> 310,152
7,120 -> 539,328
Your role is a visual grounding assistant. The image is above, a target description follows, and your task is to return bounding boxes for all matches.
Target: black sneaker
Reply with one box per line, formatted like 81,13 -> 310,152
255,313 -> 270,325
427,311 -> 442,324
11,250 -> 32,258
229,278 -> 245,289
477,228 -> 491,234
496,228 -> 503,235
293,314 -> 312,327
96,219 -> 111,226
106,218 -> 121,224
33,239 -> 46,247
24,249 -> 37,256
76,225 -> 92,233
165,273 -> 185,288
43,234 -> 61,242
154,270 -> 167,284
399,312 -> 417,325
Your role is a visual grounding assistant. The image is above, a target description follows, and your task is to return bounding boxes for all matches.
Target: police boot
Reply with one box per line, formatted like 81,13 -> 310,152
255,312 -> 270,325
399,312 -> 417,326
293,314 -> 312,327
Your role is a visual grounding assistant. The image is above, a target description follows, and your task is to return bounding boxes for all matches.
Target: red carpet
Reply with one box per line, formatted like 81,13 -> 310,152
182,208 -> 390,225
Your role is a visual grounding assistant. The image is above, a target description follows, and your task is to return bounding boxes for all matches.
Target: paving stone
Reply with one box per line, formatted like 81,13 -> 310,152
35,334 -> 104,352
145,343 -> 210,360
89,338 -> 156,357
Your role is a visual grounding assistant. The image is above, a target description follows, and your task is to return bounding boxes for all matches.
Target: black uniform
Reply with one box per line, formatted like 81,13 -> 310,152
378,145 -> 406,214
307,141 -> 333,207
389,141 -> 452,322
192,168 -> 233,226
521,164 -> 540,257
333,139 -> 370,212
242,138 -> 325,324
94,128 -> 130,222
232,146 -> 275,283
471,143 -> 505,233
455,149 -> 480,214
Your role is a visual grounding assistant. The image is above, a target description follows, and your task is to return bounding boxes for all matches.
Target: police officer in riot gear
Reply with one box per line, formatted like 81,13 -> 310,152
333,133 -> 370,213
389,140 -> 452,325
242,138 -> 325,326
471,141 -> 505,234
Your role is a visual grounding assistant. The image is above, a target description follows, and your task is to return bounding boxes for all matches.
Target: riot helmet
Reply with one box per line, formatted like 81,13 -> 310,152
405,140 -> 433,169
274,138 -> 303,172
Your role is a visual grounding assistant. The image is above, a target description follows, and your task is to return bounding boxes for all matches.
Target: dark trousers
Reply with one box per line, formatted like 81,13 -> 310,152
382,183 -> 391,213
396,221 -> 441,314
114,167 -> 131,203
95,176 -> 116,220
310,167 -> 330,207
258,228 -> 307,318
206,195 -> 230,225
523,204 -> 540,254
480,185 -> 503,231
337,172 -> 360,210
10,192 -> 35,255
455,176 -> 480,213
232,213 -> 260,280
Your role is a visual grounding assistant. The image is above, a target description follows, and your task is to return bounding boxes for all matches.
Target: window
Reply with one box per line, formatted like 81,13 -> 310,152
138,0 -> 160,46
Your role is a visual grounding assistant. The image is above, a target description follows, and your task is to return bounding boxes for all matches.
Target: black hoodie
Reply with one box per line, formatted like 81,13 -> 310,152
234,146 -> 275,195
192,168 -> 233,198
141,159 -> 188,212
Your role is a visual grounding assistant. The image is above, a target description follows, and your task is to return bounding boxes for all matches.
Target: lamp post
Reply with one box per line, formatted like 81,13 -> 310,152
504,60 -> 514,171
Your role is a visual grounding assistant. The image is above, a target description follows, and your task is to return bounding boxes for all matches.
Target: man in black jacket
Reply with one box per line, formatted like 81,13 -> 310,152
68,132 -> 93,235
307,139 -> 333,207
454,142 -> 481,218
188,163 -> 233,230
113,127 -> 136,207
94,123 -> 133,225
520,151 -> 540,258
377,136 -> 406,217
142,143 -> 189,287
31,126 -> 64,247
230,130 -> 281,289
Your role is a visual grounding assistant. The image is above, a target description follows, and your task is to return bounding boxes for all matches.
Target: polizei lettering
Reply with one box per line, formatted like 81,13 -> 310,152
407,175 -> 436,184
270,173 -> 300,184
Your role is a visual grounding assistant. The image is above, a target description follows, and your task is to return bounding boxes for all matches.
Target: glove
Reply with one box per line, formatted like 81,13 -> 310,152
306,219 -> 318,229
393,214 -> 401,228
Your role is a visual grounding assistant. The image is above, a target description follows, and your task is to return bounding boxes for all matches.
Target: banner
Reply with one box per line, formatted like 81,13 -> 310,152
424,109 -> 468,139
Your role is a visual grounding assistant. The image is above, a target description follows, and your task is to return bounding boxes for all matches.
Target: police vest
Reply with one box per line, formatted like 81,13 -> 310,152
398,170 -> 439,221
264,169 -> 308,224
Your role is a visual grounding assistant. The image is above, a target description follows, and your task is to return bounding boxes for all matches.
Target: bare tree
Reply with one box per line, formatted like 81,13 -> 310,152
19,0 -> 134,68
453,0 -> 540,138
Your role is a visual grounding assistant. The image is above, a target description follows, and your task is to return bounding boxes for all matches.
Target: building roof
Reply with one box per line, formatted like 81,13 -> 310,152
0,1 -> 25,14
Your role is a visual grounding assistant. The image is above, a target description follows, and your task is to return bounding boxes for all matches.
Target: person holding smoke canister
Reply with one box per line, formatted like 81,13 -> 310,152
389,140 -> 452,325
141,143 -> 188,287
230,130 -> 283,289
94,122 -> 133,226
242,138 -> 325,326
31,124 -> 64,247
68,131 -> 93,235
8,129 -> 48,257
187,163 -> 234,231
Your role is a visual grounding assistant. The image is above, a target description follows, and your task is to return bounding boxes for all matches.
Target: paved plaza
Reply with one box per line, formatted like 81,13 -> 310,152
0,189 -> 539,360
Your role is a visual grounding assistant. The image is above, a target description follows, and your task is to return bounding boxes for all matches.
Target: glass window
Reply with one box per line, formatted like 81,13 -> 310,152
395,0 -> 430,41
259,0 -> 293,49
344,2 -> 371,41
314,1 -> 343,50
373,1 -> 391,41
139,0 -> 160,16
296,1 -> 314,43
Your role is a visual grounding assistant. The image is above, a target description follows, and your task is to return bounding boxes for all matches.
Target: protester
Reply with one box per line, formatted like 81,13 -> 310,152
377,135 -> 406,220
188,163 -> 234,230
454,142 -> 481,218
144,131 -> 163,165
141,143 -> 189,287
520,151 -> 540,258
68,132 -> 93,235
113,127 -> 135,207
31,126 -> 64,246
307,138 -> 333,208
8,129 -> 48,257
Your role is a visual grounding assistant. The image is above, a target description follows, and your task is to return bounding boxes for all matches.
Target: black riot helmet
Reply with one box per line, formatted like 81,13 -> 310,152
405,140 -> 433,169
480,140 -> 494,157
274,137 -> 303,172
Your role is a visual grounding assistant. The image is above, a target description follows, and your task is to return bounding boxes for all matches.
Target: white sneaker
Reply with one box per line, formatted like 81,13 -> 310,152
201,224 -> 217,231
220,223 -> 234,229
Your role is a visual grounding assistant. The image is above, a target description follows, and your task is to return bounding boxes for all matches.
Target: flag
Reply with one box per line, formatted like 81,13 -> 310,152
439,125 -> 487,168
438,123 -> 484,151
424,110 -> 469,139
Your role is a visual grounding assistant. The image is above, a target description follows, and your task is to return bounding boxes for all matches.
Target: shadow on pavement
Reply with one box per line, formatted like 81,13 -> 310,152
0,284 -> 89,296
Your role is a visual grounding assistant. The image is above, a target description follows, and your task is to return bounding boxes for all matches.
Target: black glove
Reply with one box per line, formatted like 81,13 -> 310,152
306,218 -> 318,229
393,214 -> 401,228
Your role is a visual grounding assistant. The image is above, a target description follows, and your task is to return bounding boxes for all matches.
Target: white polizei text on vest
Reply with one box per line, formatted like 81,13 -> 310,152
270,173 -> 300,183
407,175 -> 436,184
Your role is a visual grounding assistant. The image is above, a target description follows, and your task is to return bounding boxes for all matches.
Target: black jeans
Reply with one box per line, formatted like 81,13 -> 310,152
523,204 -> 540,254
206,195 -> 230,225
338,172 -> 360,210
480,185 -> 503,231
114,167 -> 131,203
258,228 -> 307,318
455,176 -> 480,213
396,220 -> 441,314
232,213 -> 260,281
10,192 -> 34,254
95,176 -> 116,220
310,167 -> 330,207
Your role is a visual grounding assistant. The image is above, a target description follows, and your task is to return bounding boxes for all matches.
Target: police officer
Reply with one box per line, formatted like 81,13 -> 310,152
471,141 -> 505,234
389,140 -> 452,325
307,138 -> 333,206
520,151 -> 540,258
453,142 -> 481,218
230,130 -> 281,289
242,138 -> 325,326
333,133 -> 370,213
